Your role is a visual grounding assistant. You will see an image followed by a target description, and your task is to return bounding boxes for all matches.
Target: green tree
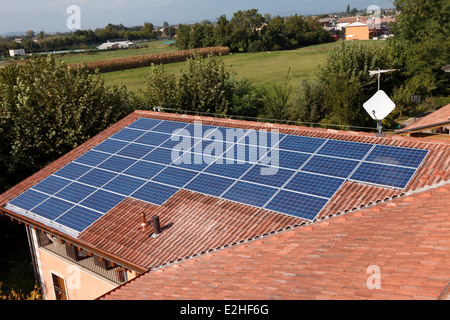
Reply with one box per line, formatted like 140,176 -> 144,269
390,0 -> 449,98
229,9 -> 265,52
214,15 -> 232,47
289,78 -> 325,125
316,41 -> 395,127
178,53 -> 230,114
144,64 -> 178,109
261,69 -> 293,120
175,24 -> 191,50
0,57 -> 136,191
262,15 -> 288,51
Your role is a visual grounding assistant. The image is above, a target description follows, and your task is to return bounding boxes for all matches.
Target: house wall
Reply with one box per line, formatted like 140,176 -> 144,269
346,26 -> 369,40
38,248 -> 117,300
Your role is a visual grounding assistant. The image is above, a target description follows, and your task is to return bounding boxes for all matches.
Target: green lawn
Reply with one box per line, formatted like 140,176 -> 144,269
100,40 -> 386,93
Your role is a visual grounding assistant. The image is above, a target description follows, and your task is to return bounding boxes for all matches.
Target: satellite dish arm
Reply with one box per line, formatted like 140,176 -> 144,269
372,110 -> 383,135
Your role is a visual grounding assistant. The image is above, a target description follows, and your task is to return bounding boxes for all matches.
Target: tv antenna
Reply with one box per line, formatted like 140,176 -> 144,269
364,69 -> 397,137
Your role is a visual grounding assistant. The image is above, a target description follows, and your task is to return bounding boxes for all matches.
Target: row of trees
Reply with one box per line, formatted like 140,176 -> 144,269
176,9 -> 333,52
0,22 -> 163,55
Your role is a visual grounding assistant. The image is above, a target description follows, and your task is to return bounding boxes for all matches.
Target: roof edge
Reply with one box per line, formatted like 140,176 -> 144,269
0,206 -> 147,273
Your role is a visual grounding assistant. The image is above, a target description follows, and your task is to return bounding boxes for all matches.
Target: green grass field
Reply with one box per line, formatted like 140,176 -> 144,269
100,40 -> 386,93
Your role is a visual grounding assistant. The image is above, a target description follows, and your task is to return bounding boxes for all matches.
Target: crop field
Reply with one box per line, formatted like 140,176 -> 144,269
58,40 -> 179,65
100,40 -> 386,93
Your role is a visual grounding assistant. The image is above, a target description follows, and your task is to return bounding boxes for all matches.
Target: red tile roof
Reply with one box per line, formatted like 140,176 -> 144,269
100,182 -> 450,300
1,110 -> 450,278
398,103 -> 450,133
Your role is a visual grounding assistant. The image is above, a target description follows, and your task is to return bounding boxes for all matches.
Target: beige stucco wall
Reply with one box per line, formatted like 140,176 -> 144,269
346,26 -> 369,40
38,248 -> 117,300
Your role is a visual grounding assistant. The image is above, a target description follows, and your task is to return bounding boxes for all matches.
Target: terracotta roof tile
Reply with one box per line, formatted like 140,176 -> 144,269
100,182 -> 450,300
399,103 -> 450,133
1,110 -> 450,278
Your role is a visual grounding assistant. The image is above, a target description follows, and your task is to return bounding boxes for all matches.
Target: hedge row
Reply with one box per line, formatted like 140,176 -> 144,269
71,46 -> 230,73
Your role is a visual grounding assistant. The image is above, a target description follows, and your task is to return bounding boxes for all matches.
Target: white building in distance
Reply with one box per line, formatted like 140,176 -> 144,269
9,49 -> 26,57
97,39 -> 136,50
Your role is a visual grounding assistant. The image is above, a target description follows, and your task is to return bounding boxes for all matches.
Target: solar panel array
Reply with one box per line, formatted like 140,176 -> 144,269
6,117 -> 429,237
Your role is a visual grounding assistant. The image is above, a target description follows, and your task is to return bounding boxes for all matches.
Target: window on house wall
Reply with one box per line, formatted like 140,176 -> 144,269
51,273 -> 68,300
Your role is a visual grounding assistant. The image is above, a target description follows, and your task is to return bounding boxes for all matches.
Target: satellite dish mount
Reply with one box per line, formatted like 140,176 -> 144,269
364,69 -> 397,137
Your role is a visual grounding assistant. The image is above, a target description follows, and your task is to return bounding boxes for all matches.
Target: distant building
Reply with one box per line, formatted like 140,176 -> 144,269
345,21 -> 369,40
9,49 -> 25,57
97,39 -> 136,50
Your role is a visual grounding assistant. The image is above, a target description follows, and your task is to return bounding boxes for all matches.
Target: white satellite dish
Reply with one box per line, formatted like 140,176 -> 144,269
363,90 -> 396,137
363,90 -> 395,121
365,69 -> 397,137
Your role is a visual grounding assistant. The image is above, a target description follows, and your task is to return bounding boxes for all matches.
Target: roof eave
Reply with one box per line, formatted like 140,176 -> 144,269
396,120 -> 450,134
0,206 -> 148,274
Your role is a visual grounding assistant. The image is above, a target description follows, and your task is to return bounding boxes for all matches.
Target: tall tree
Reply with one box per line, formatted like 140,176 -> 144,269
229,9 -> 265,52
390,0 -> 450,97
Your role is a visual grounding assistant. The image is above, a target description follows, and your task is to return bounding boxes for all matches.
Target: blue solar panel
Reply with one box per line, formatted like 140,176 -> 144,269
184,173 -> 235,197
55,206 -> 103,232
103,175 -> 147,196
55,182 -> 96,203
277,135 -> 325,154
284,172 -> 345,198
6,117 -> 431,236
32,197 -> 74,220
259,149 -> 311,170
97,155 -> 137,173
33,176 -> 71,195
143,147 -> 177,165
80,189 -> 125,213
94,139 -> 128,154
203,126 -> 241,142
318,140 -> 373,160
77,168 -> 117,188
223,143 -> 260,164
134,131 -> 171,147
350,162 -> 416,189
237,129 -> 284,148
222,181 -> 277,208
123,161 -> 166,180
265,190 -> 329,220
160,135 -> 202,150
204,160 -> 253,179
111,128 -> 146,142
54,163 -> 92,180
75,150 -> 111,167
365,145 -> 428,168
241,164 -> 295,188
127,118 -> 162,131
131,181 -> 179,205
171,152 -> 212,171
198,140 -> 233,158
152,166 -> 198,188
151,120 -> 190,135
116,144 -> 154,159
301,155 -> 359,178
9,189 -> 49,211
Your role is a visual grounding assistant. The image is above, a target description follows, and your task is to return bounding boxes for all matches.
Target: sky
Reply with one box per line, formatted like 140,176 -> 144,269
0,0 -> 394,35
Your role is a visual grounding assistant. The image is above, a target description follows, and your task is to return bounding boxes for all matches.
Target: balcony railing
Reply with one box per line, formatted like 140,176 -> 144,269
37,231 -> 127,284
